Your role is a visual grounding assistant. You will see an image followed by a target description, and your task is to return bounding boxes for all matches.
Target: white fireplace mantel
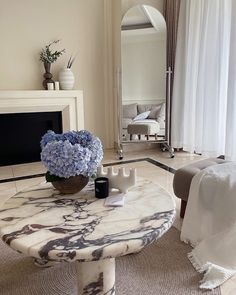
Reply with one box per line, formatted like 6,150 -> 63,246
0,90 -> 84,132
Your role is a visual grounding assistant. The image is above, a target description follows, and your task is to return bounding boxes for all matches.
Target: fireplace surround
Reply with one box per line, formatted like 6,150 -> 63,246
0,90 -> 84,166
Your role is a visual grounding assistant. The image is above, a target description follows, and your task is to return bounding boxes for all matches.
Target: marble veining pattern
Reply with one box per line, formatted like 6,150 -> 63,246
77,258 -> 116,295
0,178 -> 175,263
83,272 -> 104,294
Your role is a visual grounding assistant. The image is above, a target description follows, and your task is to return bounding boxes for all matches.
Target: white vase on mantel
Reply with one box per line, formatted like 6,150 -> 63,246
59,68 -> 75,90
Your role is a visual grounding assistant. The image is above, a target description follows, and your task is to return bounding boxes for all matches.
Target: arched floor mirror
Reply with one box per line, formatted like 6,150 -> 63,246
117,4 -> 174,159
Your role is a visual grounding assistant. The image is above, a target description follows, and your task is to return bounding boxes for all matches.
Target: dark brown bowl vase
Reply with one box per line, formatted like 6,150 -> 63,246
52,175 -> 89,194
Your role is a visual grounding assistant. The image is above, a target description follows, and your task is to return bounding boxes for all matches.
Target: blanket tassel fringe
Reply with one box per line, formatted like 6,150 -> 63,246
188,252 -> 236,290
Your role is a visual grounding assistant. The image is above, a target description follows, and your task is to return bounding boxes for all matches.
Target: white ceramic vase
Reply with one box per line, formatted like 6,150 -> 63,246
59,68 -> 75,90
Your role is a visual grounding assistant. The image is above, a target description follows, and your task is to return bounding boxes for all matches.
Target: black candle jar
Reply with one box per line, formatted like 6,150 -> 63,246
95,177 -> 109,199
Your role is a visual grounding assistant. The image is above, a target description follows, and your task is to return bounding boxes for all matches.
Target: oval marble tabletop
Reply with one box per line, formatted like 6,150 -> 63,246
0,177 -> 175,295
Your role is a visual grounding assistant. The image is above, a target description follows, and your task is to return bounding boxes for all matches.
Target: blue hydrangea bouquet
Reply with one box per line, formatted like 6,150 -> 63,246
41,130 -> 103,193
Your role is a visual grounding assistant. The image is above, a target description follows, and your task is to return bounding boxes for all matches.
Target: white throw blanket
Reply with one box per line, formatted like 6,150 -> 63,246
181,162 -> 236,289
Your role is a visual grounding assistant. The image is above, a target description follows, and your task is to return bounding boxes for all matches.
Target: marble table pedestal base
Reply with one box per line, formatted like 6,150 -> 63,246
77,258 -> 115,295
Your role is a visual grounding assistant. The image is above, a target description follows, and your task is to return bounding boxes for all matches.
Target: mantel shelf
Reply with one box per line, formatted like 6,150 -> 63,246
0,90 -> 84,132
0,90 -> 83,99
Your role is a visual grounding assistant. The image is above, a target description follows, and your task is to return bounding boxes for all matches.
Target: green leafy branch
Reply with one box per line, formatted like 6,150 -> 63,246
39,40 -> 65,64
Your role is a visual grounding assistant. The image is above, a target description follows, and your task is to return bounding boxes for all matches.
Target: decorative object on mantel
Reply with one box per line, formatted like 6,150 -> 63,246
42,62 -> 54,89
39,40 -> 65,89
41,130 -> 103,194
59,55 -> 76,90
47,82 -> 54,90
54,81 -> 60,90
97,166 -> 137,193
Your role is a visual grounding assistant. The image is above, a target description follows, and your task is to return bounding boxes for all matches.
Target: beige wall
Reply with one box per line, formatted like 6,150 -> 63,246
122,38 -> 166,101
0,0 -> 111,147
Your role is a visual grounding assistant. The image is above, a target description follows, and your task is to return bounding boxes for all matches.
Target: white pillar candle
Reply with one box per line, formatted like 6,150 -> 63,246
54,81 -> 60,90
47,83 -> 54,90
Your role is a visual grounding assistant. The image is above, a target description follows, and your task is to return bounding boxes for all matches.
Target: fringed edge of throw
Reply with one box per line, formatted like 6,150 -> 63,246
188,251 -> 203,273
181,237 -> 197,248
188,251 -> 236,290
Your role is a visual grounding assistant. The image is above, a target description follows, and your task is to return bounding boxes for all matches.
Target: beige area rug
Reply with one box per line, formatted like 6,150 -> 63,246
0,227 -> 220,295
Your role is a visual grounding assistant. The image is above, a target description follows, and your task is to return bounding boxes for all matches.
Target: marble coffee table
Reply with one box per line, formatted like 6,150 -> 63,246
0,178 -> 175,295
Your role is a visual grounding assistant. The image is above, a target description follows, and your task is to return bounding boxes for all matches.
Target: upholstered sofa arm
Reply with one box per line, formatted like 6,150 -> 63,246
173,158 -> 228,202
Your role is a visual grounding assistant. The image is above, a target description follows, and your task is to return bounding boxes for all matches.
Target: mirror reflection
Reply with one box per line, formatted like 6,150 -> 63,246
121,5 -> 166,143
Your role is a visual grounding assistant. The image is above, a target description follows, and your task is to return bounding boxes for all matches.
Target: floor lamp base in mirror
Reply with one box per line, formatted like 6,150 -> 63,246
160,143 -> 175,158
116,147 -> 124,160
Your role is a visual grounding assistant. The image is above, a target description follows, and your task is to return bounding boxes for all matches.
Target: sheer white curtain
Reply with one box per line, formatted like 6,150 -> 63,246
171,0 -> 234,158
225,1 -> 236,160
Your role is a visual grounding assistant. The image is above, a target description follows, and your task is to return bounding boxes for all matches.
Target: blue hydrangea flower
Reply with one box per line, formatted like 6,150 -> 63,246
76,130 -> 94,147
60,131 -> 80,145
40,130 -> 103,178
40,130 -> 61,148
